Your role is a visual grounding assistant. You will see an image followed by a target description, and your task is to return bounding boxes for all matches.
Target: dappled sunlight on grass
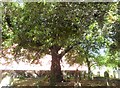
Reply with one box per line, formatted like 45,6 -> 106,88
12,77 -> 120,87
13,77 -> 50,86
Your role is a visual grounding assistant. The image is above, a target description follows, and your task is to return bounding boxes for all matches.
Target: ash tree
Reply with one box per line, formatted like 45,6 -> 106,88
2,2 -> 112,84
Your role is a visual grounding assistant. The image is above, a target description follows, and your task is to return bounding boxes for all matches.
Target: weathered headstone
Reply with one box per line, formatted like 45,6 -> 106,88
0,71 -> 15,87
81,71 -> 85,80
104,71 -> 109,79
75,69 -> 79,82
118,68 -> 120,79
104,71 -> 110,86
97,71 -> 100,77
83,71 -> 86,80
0,70 -> 2,83
89,71 -> 93,80
113,70 -> 116,78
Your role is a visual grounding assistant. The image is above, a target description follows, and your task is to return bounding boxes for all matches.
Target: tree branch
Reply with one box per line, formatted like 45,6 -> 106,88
60,42 -> 81,57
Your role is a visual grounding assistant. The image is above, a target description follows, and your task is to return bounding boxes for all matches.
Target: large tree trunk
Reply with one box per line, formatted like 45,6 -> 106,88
49,43 -> 79,85
50,45 -> 63,85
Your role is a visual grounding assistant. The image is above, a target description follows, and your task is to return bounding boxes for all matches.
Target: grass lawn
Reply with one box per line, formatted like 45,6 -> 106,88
13,77 -> 49,86
12,77 -> 120,87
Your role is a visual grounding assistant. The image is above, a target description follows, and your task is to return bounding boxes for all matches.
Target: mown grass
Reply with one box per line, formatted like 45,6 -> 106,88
12,76 -> 120,87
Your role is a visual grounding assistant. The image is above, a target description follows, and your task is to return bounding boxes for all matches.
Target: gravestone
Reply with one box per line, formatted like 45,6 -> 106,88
113,70 -> 116,78
83,71 -> 86,79
0,71 -> 15,87
97,71 -> 100,77
93,77 -> 106,81
117,68 -> 120,79
104,71 -> 109,79
104,71 -> 110,86
74,69 -> 79,82
89,71 -> 93,80
0,70 -> 2,83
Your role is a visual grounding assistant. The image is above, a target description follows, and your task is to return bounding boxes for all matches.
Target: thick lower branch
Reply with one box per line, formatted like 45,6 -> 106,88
60,42 -> 81,57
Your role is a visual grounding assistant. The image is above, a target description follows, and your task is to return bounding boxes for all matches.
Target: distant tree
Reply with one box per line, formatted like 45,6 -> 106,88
95,50 -> 119,69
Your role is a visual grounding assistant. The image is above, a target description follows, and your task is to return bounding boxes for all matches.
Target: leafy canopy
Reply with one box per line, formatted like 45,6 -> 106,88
2,2 -> 118,66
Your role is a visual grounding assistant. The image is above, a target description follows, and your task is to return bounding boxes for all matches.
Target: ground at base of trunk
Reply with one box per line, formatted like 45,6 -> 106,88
12,78 -> 120,88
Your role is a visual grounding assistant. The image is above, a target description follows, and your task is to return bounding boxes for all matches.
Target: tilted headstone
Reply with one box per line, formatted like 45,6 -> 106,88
104,71 -> 109,78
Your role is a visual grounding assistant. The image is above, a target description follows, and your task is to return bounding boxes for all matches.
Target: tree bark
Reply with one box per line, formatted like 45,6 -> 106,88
49,43 -> 81,85
50,45 -> 63,85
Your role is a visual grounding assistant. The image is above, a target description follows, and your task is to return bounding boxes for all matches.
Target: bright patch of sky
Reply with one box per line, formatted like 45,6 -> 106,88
14,0 -> 24,6
113,0 -> 118,2
99,48 -> 106,56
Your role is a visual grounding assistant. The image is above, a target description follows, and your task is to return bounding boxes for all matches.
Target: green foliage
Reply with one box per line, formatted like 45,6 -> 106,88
95,49 -> 120,68
2,2 -> 120,68
2,3 -> 111,47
